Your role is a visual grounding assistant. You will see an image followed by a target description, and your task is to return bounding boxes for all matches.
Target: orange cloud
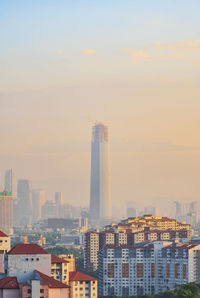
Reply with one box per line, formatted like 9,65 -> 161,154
82,49 -> 96,56
124,49 -> 187,62
153,40 -> 200,52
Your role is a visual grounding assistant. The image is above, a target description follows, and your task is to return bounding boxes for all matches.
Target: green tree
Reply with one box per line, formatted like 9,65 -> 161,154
160,290 -> 177,297
176,289 -> 193,298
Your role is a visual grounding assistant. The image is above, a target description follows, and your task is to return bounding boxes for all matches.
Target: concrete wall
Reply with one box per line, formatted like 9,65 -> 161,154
7,254 -> 51,276
0,289 -> 19,298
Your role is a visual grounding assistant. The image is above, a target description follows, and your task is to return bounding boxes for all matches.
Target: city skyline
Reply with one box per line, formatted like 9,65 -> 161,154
1,0 -> 200,211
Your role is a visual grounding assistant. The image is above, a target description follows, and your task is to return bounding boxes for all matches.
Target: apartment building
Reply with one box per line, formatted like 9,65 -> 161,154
84,232 -> 99,271
84,215 -> 191,271
51,254 -> 69,283
69,271 -> 98,298
158,242 -> 200,293
98,241 -> 200,296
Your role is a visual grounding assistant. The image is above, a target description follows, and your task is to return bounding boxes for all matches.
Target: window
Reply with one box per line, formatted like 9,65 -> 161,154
25,258 -> 28,261
31,258 -> 34,261
27,289 -> 31,294
36,258 -> 39,261
40,289 -> 44,293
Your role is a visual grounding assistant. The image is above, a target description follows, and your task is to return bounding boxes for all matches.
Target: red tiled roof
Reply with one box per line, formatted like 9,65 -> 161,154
0,230 -> 8,237
0,277 -> 19,289
51,254 -> 69,264
36,270 -> 69,288
69,271 -> 98,282
7,243 -> 48,255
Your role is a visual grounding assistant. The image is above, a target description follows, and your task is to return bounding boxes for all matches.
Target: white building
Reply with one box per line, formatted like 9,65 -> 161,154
5,243 -> 51,276
89,123 -> 112,225
98,241 -> 200,296
158,242 -> 200,293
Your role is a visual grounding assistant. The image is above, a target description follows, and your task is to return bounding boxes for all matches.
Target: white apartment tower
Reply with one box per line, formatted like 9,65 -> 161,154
90,123 -> 112,225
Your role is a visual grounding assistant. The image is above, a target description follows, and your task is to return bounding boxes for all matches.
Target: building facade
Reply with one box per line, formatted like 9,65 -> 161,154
5,243 -> 51,276
98,241 -> 200,296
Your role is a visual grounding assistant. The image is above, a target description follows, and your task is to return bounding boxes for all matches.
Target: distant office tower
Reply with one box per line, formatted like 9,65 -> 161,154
17,180 -> 32,225
41,201 -> 56,219
55,192 -> 63,218
4,169 -> 16,196
90,123 -> 112,224
0,191 -> 13,234
126,201 -> 137,218
32,189 -> 45,223
55,192 -> 63,205
144,205 -> 157,215
174,201 -> 182,220
189,201 -> 198,213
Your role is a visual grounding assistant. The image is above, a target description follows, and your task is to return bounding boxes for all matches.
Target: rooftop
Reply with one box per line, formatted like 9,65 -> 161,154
8,243 -> 48,255
36,270 -> 69,288
0,277 -> 19,289
0,230 -> 8,237
51,254 -> 69,264
69,271 -> 98,282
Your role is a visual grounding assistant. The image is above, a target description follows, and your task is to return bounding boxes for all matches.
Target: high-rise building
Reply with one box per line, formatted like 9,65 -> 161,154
17,179 -> 32,225
174,201 -> 182,220
41,201 -> 57,219
98,241 -> 200,296
32,189 -> 45,223
126,201 -> 137,218
55,191 -> 63,218
144,205 -> 157,215
90,123 -> 112,225
4,169 -> 16,196
0,191 -> 13,234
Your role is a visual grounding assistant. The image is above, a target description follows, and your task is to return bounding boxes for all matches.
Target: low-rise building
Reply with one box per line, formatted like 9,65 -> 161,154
69,271 -> 97,298
5,243 -> 51,276
0,269 -> 69,298
51,254 -> 69,283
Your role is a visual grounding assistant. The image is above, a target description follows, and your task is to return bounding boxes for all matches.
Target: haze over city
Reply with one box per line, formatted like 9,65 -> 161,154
1,0 -> 200,216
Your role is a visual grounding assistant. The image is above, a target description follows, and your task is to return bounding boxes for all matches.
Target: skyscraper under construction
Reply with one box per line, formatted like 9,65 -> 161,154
90,123 -> 112,225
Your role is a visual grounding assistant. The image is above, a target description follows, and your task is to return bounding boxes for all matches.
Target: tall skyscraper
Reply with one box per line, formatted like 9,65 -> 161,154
4,169 -> 16,196
32,189 -> 45,223
17,179 -> 32,225
90,123 -> 112,224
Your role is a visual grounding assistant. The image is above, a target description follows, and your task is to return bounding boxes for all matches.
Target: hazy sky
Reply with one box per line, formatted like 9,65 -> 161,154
1,1 -> 200,214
